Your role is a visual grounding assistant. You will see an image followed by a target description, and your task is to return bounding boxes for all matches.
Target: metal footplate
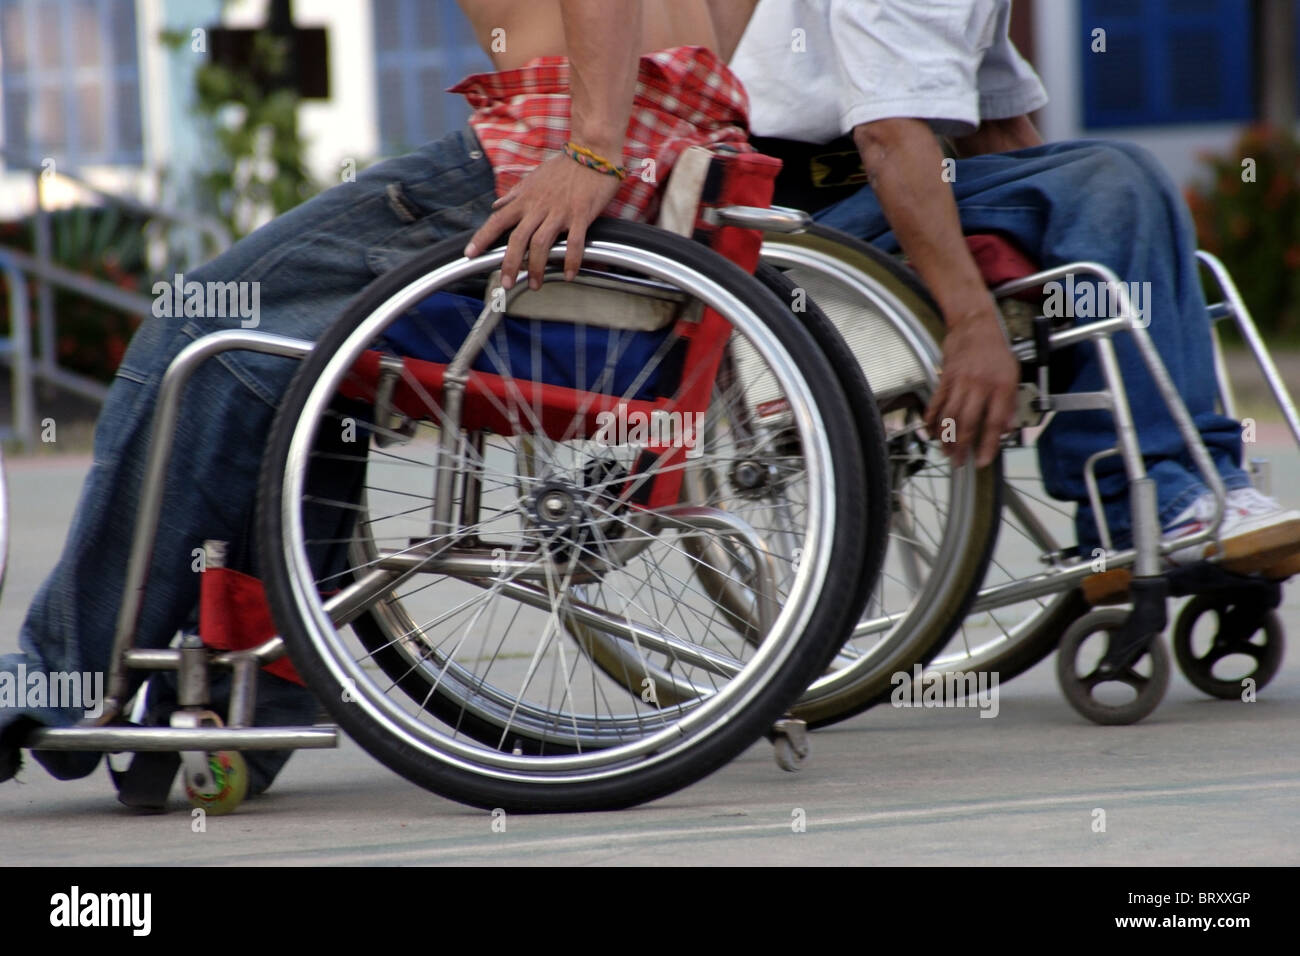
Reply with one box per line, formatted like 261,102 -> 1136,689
25,725 -> 337,751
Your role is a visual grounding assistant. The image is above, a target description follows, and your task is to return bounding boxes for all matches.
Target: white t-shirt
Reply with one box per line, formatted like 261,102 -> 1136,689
730,0 -> 1049,142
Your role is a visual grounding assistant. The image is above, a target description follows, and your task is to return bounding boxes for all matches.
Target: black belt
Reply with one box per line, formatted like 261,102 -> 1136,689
748,134 -> 868,214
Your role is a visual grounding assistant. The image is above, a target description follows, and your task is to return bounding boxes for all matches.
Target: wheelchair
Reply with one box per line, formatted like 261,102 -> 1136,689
754,221 -> 1299,726
16,148 -> 892,812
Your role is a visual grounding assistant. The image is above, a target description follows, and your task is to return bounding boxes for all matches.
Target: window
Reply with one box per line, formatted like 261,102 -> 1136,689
372,0 -> 491,154
1080,0 -> 1253,127
0,0 -> 143,164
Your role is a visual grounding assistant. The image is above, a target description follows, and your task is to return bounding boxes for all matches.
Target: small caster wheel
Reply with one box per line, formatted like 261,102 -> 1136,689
770,717 -> 809,772
1056,608 -> 1170,725
1172,595 -> 1284,699
184,751 -> 249,815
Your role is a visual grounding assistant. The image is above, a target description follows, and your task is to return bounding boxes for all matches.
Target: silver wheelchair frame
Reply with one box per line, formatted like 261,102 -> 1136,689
754,223 -> 1300,723
774,236 -> 1299,723
973,251 -> 1300,595
18,204 -> 847,809
26,332 -> 337,801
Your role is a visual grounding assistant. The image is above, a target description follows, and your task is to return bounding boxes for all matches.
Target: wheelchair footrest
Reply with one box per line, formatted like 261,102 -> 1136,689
1205,518 -> 1300,574
1081,556 -> 1294,608
1082,568 -> 1132,606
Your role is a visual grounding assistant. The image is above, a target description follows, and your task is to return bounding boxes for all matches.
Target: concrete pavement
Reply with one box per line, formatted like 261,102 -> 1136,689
1,443 -> 1298,865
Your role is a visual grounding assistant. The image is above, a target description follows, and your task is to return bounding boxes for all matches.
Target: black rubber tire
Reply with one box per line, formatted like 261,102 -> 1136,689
350,260 -> 895,740
257,219 -> 872,811
1171,594 -> 1284,699
762,225 -> 1004,726
753,261 -> 891,674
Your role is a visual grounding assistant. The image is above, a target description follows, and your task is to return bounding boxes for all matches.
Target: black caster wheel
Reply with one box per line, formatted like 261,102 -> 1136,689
1056,608 -> 1170,725
1171,594 -> 1284,700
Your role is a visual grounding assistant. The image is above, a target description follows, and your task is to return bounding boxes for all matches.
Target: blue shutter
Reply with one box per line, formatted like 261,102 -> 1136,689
373,0 -> 491,155
1081,0 -> 1253,128
1294,0 -> 1300,105
0,0 -> 142,164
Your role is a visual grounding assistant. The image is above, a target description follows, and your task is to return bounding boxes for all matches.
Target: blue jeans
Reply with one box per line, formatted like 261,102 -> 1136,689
1,129 -> 497,776
815,139 -> 1250,550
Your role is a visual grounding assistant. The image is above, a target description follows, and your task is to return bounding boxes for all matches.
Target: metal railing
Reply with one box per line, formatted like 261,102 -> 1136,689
0,149 -> 231,446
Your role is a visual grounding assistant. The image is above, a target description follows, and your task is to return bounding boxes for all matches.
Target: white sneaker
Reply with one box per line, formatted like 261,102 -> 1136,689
1227,486 -> 1292,518
1164,488 -> 1300,568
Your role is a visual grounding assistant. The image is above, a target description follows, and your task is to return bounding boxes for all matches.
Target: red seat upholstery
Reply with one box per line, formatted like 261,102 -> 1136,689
965,233 -> 1040,286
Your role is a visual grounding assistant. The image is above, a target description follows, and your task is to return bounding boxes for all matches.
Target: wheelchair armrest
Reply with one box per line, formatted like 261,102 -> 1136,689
703,205 -> 810,233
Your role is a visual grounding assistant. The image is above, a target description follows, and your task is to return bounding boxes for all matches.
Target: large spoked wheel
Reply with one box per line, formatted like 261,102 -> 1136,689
258,220 -> 871,812
573,262 -> 892,710
761,227 -> 1087,725
758,228 -> 1000,725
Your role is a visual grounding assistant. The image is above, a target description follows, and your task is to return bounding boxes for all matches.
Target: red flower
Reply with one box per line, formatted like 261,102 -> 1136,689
1267,174 -> 1294,206
106,336 -> 126,369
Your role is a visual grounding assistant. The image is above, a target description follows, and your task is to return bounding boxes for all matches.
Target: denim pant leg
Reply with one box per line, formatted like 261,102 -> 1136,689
815,139 -> 1249,548
3,129 -> 496,742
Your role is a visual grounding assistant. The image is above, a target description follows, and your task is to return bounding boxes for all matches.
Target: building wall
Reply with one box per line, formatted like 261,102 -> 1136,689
1032,0 -> 1253,190
0,0 -> 384,220
220,0 -> 379,188
0,0 -> 221,219
0,0 -> 1277,224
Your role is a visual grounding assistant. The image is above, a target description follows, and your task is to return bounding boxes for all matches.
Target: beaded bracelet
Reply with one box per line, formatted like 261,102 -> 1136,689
563,141 -> 628,180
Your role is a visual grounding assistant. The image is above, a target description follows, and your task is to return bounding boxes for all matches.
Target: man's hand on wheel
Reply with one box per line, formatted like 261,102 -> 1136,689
464,153 -> 623,291
923,307 -> 1021,469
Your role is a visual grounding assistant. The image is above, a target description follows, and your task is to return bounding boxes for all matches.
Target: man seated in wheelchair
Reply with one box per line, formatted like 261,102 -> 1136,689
729,0 -> 1300,573
0,0 -> 766,789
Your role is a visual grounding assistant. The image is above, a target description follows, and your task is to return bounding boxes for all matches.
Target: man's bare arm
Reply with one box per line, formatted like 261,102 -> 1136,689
853,117 -> 1020,468
565,0 -> 640,166
466,0 -> 644,288
707,0 -> 759,62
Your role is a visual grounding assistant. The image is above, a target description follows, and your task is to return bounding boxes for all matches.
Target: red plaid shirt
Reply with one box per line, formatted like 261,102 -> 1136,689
448,45 -> 751,221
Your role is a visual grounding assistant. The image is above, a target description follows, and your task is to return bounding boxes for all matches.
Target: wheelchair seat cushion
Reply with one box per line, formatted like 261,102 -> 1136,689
965,233 -> 1040,286
380,291 -> 674,402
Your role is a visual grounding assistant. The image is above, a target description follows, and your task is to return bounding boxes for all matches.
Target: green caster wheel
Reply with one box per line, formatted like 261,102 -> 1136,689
184,751 -> 249,815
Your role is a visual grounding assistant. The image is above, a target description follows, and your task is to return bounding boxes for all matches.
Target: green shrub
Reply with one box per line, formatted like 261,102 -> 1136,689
0,205 -> 148,382
1186,124 -> 1300,342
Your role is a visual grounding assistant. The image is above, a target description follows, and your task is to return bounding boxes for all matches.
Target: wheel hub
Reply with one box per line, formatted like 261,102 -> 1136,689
527,481 -> 582,530
732,460 -> 767,490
